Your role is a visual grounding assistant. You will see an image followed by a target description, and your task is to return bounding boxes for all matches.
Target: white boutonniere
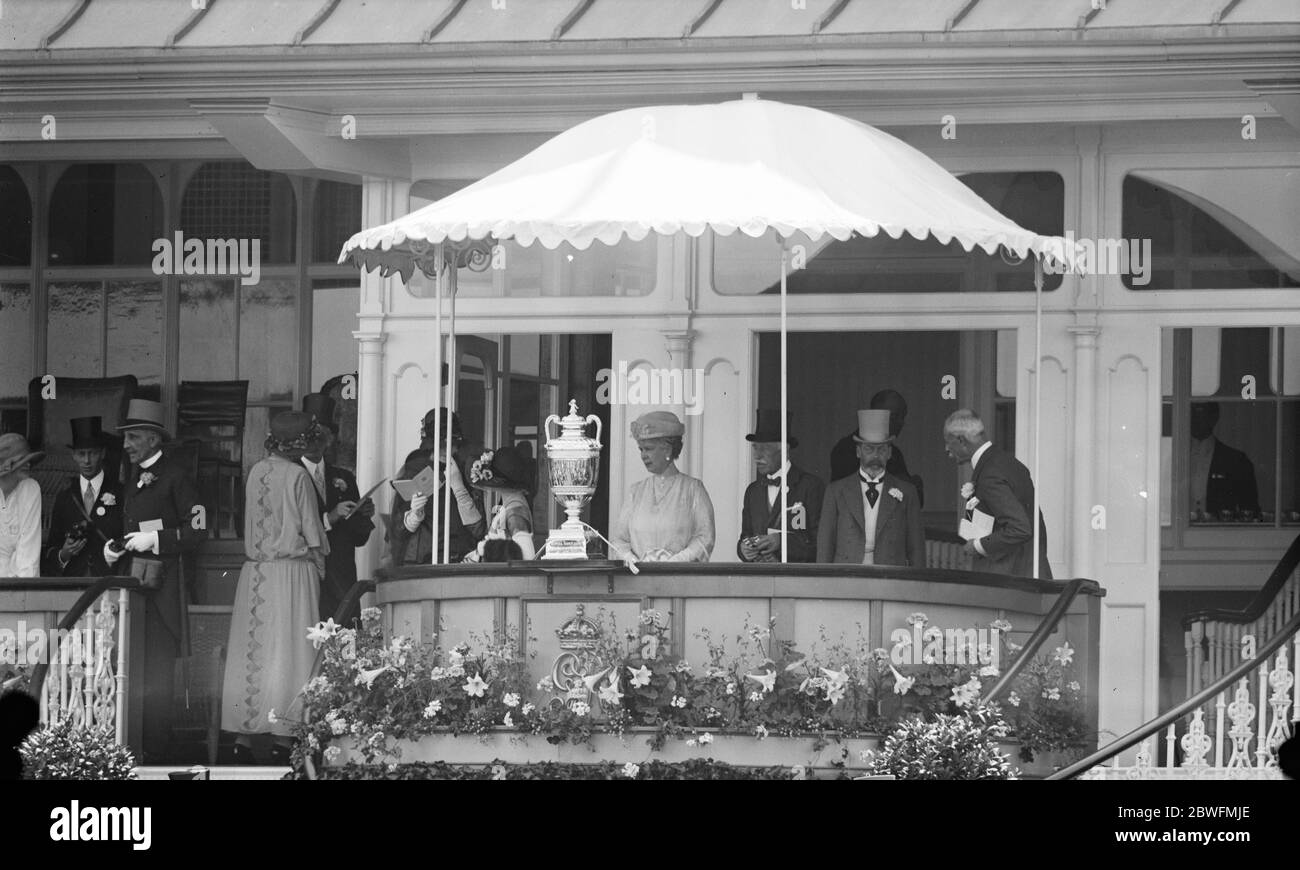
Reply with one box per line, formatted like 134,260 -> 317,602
966,496 -> 980,511
889,488 -> 904,502
332,478 -> 347,492
137,471 -> 156,489
99,493 -> 116,507
960,482 -> 974,499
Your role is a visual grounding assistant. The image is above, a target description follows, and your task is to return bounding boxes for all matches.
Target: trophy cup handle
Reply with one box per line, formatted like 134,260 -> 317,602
586,414 -> 603,448
543,413 -> 561,442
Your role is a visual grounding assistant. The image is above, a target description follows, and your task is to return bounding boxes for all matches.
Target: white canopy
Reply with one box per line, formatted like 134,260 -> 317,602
344,97 -> 1072,574
341,98 -> 1080,276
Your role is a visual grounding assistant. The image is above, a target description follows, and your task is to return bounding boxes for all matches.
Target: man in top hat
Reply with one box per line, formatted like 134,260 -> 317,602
388,407 -> 485,565
829,389 -> 924,507
300,393 -> 374,623
43,417 -> 125,577
101,398 -> 206,759
738,409 -> 825,563
943,409 -> 1051,579
0,433 -> 46,578
818,410 -> 925,567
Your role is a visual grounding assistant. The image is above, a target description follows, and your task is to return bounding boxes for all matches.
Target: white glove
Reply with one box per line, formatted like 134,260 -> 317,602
103,541 -> 123,566
404,493 -> 430,533
443,459 -> 465,491
124,530 -> 159,554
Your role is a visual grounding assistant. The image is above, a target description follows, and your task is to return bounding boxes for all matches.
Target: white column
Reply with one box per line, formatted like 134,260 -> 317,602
663,329 -> 695,473
351,176 -> 409,578
1070,325 -> 1100,580
354,330 -> 386,577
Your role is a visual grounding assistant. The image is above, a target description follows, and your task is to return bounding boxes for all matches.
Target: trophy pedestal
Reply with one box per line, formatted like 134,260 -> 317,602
541,527 -> 588,560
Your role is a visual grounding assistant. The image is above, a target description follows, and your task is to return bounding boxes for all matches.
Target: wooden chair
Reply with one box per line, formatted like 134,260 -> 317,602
176,380 -> 249,539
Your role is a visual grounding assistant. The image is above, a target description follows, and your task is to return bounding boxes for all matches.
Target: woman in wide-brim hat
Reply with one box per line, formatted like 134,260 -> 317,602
465,445 -> 536,560
221,411 -> 330,765
609,411 -> 716,563
0,433 -> 45,578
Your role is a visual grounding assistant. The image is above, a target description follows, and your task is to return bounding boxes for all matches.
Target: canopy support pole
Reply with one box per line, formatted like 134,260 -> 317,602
443,259 -> 458,565
780,244 -> 789,564
430,244 -> 444,566
1032,255 -> 1043,580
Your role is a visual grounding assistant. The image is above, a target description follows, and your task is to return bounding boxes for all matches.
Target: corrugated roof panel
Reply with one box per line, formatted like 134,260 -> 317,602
307,0 -> 446,44
180,0 -> 319,47
957,0 -> 1090,31
0,0 -> 89,50
429,0 -> 574,42
52,0 -> 192,49
1216,0 -> 1300,23
1088,0 -> 1223,28
692,0 -> 843,38
822,0 -> 964,34
562,0 -> 702,40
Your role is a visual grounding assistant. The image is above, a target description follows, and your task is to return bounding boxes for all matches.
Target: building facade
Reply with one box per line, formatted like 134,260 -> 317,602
3,0 -> 1299,744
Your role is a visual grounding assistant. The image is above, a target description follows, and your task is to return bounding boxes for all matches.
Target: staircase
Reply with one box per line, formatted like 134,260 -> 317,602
1050,535 -> 1300,780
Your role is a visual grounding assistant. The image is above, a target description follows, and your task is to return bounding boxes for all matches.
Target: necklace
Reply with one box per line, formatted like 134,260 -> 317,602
649,474 -> 674,508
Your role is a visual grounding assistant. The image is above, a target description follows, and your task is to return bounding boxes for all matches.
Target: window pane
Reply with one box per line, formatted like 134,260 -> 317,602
1122,176 -> 1300,290
510,335 -> 540,376
310,280 -> 357,388
444,239 -> 546,296
0,283 -> 33,402
105,280 -> 163,388
1215,328 -> 1274,398
566,237 -> 656,296
47,164 -> 163,266
46,282 -> 104,376
1283,327 -> 1300,396
312,180 -> 361,263
180,279 -> 238,381
434,238 -> 654,298
1188,400 -> 1273,523
715,172 -> 1064,294
239,278 -> 297,401
181,162 -> 297,264
0,166 -> 32,267
1282,403 -> 1300,524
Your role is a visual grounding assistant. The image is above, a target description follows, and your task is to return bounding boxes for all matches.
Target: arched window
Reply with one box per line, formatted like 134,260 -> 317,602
47,163 -> 163,266
312,179 -> 361,263
0,166 -> 32,267
181,161 -> 297,264
1122,172 -> 1300,290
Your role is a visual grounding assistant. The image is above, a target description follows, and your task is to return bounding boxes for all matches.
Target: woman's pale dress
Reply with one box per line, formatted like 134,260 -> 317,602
610,463 -> 715,562
222,455 -> 328,737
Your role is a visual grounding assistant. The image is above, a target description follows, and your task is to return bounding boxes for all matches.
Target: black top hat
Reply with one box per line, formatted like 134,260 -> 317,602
745,409 -> 798,449
67,416 -> 114,450
472,446 -> 533,491
302,393 -> 337,432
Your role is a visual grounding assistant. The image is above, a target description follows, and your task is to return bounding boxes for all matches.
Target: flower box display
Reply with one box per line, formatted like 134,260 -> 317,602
290,606 -> 1086,779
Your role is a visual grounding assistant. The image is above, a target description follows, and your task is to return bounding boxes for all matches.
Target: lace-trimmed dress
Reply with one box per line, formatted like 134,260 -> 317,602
221,455 -> 328,737
610,464 -> 715,562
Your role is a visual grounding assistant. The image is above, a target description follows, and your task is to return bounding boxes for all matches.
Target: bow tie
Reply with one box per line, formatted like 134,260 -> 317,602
765,474 -> 783,484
